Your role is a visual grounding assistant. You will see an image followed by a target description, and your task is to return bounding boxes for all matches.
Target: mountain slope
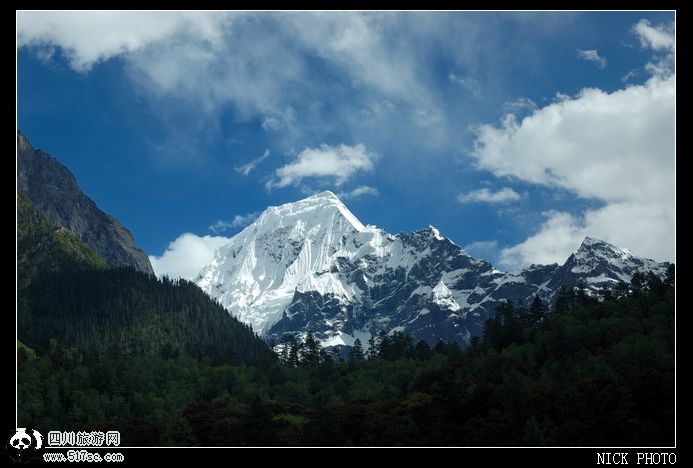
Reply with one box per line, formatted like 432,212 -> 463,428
195,192 -> 672,347
546,236 -> 669,292
18,192 -> 107,291
196,191 -> 368,334
17,187 -> 273,367
20,268 -> 273,366
17,131 -> 154,274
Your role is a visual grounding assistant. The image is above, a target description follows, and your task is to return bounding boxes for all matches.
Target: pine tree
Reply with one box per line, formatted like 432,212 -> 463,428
598,285 -> 614,302
349,338 -> 364,361
576,281 -> 593,308
330,347 -> 340,363
376,331 -> 391,360
554,286 -> 577,312
288,336 -> 300,368
366,335 -> 378,360
280,335 -> 292,366
614,281 -> 630,299
665,264 -> 675,289
301,331 -> 321,367
630,271 -> 646,295
433,340 -> 447,355
390,331 -> 414,359
646,272 -> 666,297
528,295 -> 547,325
414,340 -> 432,360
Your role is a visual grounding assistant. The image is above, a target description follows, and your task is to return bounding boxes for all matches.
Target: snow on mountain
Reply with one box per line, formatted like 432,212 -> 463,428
545,236 -> 670,294
195,191 -> 370,334
195,192 -> 671,346
432,279 -> 461,312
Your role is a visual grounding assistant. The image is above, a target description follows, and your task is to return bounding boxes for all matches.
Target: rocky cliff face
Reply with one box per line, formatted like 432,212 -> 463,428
17,131 -> 154,274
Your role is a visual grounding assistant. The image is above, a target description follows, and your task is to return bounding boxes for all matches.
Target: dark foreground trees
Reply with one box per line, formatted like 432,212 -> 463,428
18,273 -> 673,446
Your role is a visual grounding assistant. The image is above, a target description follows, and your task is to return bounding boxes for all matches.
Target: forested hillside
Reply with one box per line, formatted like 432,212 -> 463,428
18,192 -> 272,365
19,271 -> 674,446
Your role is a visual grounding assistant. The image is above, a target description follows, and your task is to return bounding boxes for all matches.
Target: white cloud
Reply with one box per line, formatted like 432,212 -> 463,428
499,200 -> 675,270
15,12 -> 544,165
208,212 -> 260,233
499,212 -> 584,269
473,74 -> 675,267
234,150 -> 270,176
621,68 -> 639,83
457,187 -> 523,204
261,107 -> 296,133
285,13 -> 427,103
633,19 -> 675,52
412,109 -> 443,128
261,117 -> 281,132
472,76 -> 674,204
267,143 -> 375,189
17,11 -> 227,72
149,233 -> 230,280
502,97 -> 537,116
577,49 -> 607,68
633,19 -> 675,79
17,12 -> 433,116
449,72 -> 482,97
337,185 -> 379,200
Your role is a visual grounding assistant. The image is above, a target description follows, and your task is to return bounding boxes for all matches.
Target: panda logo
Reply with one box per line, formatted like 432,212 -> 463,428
10,428 -> 32,450
7,428 -> 43,463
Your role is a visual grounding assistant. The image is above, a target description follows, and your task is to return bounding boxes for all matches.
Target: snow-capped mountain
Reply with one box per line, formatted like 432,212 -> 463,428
195,191 -> 367,334
195,191 -> 671,346
545,236 -> 669,292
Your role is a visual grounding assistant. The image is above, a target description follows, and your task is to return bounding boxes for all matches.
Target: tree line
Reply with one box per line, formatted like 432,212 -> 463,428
19,266 -> 673,446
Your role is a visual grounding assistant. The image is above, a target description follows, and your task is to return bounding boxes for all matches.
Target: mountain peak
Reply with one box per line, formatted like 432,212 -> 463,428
196,198 -> 670,346
17,132 -> 154,274
427,225 -> 444,241
306,190 -> 340,201
581,236 -> 609,247
196,191 -> 368,332
577,236 -> 632,259
261,191 -> 363,232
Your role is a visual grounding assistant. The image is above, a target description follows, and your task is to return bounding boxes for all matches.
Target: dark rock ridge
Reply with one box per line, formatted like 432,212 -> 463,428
266,234 -> 670,347
17,131 -> 154,274
195,191 -> 672,347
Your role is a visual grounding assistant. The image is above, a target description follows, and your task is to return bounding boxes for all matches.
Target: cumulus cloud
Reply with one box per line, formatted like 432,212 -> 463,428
17,12 -> 433,117
473,74 -> 675,268
633,19 -> 675,79
208,212 -> 260,233
267,143 -> 375,189
449,72 -> 482,97
577,49 -> 607,68
17,11 -> 227,72
337,185 -> 379,200
234,150 -> 270,176
457,187 -> 523,204
633,19 -> 675,52
149,233 -> 231,280
499,212 -> 584,269
16,12 -> 561,167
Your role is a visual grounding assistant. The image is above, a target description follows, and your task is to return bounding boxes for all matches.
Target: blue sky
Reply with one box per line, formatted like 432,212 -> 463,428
17,12 -> 675,278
